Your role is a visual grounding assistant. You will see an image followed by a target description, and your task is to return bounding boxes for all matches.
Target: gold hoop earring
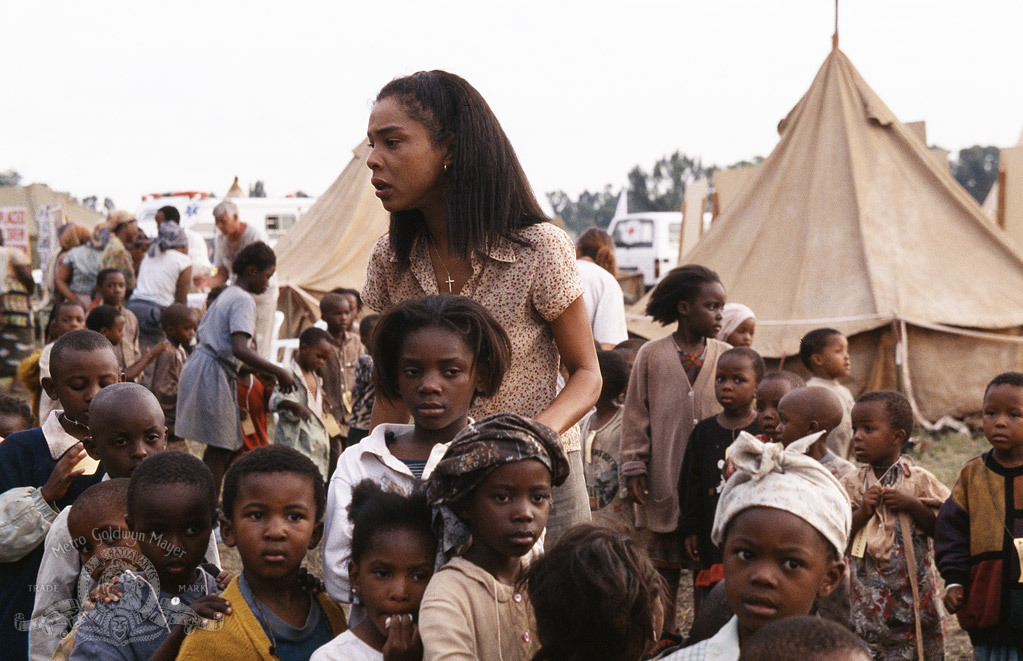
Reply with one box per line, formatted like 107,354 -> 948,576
443,164 -> 449,173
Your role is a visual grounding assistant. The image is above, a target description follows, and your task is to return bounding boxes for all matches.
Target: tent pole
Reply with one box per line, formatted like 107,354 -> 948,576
832,0 -> 839,50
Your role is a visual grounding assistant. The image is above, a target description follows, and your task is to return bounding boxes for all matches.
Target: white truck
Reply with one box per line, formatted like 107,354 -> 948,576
606,212 -> 682,288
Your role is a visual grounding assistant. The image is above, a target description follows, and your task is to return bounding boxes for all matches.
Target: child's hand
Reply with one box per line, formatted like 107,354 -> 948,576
683,535 -> 701,564
40,443 -> 88,503
85,576 -> 123,608
626,475 -> 648,505
382,613 -> 422,661
188,594 -> 232,622
215,570 -> 232,591
276,369 -> 298,393
296,567 -> 325,594
291,403 -> 314,421
881,487 -> 917,512
862,485 -> 882,514
944,585 -> 965,613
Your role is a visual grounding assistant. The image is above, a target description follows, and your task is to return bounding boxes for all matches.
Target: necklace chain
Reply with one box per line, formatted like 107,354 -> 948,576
427,238 -> 456,294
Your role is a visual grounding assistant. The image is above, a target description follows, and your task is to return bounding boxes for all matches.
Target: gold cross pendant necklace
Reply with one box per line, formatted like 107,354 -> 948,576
428,239 -> 456,293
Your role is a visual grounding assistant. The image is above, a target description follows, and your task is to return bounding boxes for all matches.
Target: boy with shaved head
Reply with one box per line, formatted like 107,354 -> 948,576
0,330 -> 115,659
777,386 -> 856,480
29,384 -> 221,660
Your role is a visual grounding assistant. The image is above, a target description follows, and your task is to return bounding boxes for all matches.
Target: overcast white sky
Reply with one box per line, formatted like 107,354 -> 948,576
5,0 -> 1022,212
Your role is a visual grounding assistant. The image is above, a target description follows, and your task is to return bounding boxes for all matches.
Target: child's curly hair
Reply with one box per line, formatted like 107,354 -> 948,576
526,525 -> 666,661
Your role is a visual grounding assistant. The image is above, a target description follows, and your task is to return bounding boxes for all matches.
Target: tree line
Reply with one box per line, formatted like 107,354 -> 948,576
547,146 -> 1000,236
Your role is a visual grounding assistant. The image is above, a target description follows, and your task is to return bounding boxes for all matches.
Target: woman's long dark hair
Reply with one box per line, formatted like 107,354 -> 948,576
376,71 -> 547,266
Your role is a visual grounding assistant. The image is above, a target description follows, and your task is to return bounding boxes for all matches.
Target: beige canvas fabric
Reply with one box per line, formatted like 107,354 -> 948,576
275,139 -> 390,307
712,163 -> 762,217
678,177 -> 707,262
627,48 -> 1023,419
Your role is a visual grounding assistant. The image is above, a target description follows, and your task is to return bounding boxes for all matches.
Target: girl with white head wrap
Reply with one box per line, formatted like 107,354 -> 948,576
712,431 -> 851,554
665,433 -> 850,660
716,303 -> 756,347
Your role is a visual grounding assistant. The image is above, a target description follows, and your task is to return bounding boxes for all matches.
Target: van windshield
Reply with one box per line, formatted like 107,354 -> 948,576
613,219 -> 654,248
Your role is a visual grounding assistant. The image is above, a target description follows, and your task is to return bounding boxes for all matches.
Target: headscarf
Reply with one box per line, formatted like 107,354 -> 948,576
426,412 -> 569,566
58,224 -> 91,252
89,223 -> 111,250
716,302 -> 755,343
148,221 -> 188,257
711,431 -> 851,556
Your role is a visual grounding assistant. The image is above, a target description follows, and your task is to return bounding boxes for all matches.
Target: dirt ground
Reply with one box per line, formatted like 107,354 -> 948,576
212,431 -> 987,659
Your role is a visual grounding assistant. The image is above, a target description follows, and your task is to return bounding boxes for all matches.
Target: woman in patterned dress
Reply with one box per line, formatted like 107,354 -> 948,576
361,70 -> 601,546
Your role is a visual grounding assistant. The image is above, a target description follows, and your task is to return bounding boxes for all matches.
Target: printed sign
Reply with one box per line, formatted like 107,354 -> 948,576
0,207 -> 30,256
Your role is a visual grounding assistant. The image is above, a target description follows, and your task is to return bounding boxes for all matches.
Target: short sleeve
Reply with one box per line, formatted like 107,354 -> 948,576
529,225 -> 584,322
361,236 -> 394,314
227,290 -> 257,337
213,233 -> 228,271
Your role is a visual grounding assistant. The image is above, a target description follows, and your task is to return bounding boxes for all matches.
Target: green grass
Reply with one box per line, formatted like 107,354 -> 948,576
910,431 -> 989,488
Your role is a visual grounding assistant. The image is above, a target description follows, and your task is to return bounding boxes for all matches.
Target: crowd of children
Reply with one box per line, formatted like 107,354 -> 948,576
3,256 -> 1023,661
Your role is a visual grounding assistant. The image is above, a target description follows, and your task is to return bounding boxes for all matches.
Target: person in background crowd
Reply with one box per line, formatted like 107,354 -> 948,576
0,234 -> 37,378
576,227 -> 628,350
716,303 -> 756,348
57,225 -> 107,308
101,211 -> 139,295
127,221 -> 193,353
209,200 -> 278,359
154,204 -> 213,282
46,224 -> 91,307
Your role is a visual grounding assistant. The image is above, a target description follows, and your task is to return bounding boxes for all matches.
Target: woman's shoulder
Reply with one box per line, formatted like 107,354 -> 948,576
512,221 -> 573,250
369,234 -> 395,260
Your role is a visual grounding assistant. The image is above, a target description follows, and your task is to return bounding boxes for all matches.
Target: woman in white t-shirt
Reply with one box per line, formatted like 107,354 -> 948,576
576,228 -> 628,349
126,222 -> 192,348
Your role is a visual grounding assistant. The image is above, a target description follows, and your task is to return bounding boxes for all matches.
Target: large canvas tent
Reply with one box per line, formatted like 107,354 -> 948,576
274,140 -> 390,329
628,47 -> 1023,421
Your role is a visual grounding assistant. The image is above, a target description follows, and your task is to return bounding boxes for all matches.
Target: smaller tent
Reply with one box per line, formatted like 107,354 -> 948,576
225,177 -> 245,199
982,129 -> 1023,248
274,140 -> 390,331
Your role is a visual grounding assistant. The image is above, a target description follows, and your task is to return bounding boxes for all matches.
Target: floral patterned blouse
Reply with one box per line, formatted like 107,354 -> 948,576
362,222 -> 585,450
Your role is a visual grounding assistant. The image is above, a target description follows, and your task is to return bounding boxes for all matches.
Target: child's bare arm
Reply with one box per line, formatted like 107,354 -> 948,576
883,488 -> 937,536
277,400 -> 313,421
123,342 -> 171,382
231,333 -> 297,392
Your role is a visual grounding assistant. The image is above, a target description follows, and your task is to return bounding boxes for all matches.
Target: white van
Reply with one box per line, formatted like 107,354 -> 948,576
606,212 -> 682,288
135,193 -> 317,248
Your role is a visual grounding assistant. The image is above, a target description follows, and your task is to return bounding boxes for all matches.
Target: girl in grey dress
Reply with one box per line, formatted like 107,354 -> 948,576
176,242 -> 297,493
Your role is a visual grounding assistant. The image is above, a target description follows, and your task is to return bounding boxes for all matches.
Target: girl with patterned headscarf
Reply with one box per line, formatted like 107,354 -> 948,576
420,412 -> 568,661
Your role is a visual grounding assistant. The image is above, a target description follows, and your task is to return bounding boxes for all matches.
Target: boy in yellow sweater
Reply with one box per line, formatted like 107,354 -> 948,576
177,445 -> 346,660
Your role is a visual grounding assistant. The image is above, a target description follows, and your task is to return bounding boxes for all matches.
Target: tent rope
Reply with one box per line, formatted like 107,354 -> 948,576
894,319 -> 969,435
